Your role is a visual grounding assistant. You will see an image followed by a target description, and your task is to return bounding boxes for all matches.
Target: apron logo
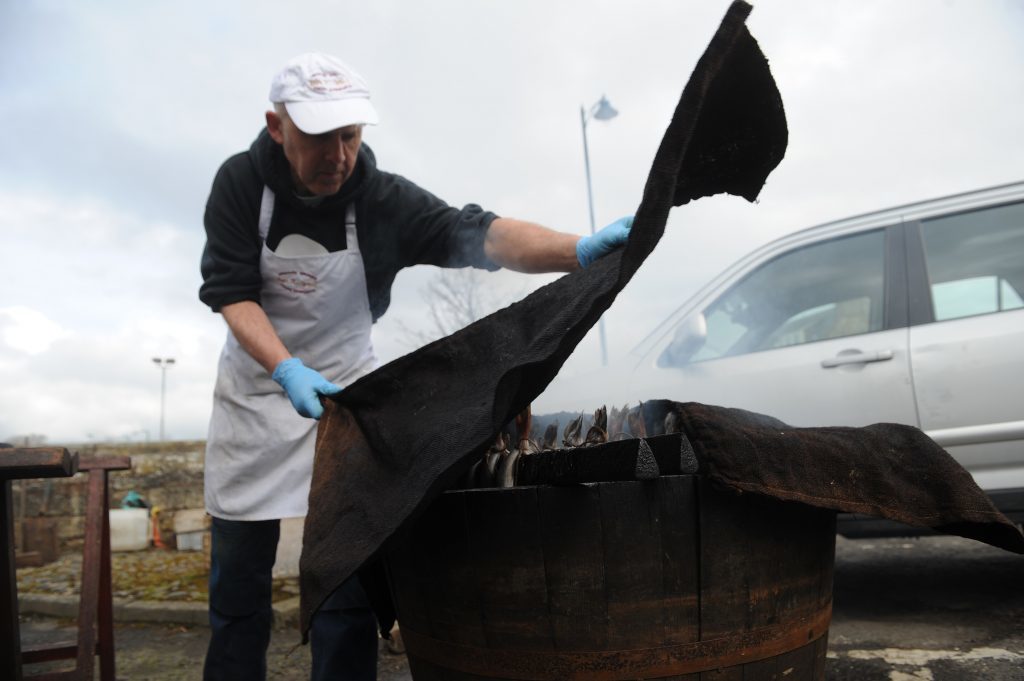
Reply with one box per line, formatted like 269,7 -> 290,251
278,271 -> 317,293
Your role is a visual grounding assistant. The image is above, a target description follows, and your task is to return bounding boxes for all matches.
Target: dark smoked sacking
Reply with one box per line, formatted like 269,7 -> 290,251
299,0 -> 788,636
299,0 -> 1024,641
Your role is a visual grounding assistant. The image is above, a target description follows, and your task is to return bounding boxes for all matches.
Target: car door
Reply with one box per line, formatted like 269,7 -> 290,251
906,200 -> 1024,491
647,225 -> 919,428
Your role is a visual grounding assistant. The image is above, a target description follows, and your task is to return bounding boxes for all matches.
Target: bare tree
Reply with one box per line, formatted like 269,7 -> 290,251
397,268 -> 512,349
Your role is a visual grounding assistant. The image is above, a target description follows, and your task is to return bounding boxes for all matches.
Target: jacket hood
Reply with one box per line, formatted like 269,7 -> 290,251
248,128 -> 376,206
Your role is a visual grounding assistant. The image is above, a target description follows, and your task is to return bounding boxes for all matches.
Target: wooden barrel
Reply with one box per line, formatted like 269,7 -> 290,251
385,475 -> 835,680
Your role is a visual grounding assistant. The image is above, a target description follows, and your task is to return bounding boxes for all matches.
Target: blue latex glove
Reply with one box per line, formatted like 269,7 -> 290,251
576,216 -> 634,268
271,357 -> 343,420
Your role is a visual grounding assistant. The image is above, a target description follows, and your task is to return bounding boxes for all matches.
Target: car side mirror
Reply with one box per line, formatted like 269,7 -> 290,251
660,312 -> 708,367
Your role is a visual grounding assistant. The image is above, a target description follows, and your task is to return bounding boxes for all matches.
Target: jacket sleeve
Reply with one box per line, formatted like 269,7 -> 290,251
375,172 -> 501,271
199,153 -> 265,312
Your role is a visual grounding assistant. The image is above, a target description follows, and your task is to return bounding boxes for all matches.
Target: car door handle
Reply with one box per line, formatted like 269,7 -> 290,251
820,349 -> 895,368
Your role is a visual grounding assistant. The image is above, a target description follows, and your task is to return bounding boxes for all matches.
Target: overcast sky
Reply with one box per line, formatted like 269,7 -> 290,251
1,0 -> 1022,444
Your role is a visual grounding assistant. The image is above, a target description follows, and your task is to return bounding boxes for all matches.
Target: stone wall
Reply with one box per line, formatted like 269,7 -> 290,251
12,440 -> 206,548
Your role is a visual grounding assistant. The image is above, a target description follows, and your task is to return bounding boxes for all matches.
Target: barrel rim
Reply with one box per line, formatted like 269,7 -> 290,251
400,604 -> 831,680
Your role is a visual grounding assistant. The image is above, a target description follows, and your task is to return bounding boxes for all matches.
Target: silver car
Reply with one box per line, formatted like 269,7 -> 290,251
538,181 -> 1024,532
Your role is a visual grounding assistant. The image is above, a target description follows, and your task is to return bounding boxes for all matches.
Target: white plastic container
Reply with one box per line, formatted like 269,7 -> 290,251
176,531 -> 205,551
109,508 -> 151,552
173,508 -> 210,552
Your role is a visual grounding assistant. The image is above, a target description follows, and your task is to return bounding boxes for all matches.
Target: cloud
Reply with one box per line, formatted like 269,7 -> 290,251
0,307 -> 68,355
0,193 -> 223,442
0,308 -> 222,443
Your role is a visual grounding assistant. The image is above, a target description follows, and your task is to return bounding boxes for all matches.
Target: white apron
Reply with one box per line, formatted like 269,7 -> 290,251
204,188 -> 378,520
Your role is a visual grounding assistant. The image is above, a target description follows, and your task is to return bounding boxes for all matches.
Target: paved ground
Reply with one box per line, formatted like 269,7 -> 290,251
826,534 -> 1024,680
18,534 -> 1024,679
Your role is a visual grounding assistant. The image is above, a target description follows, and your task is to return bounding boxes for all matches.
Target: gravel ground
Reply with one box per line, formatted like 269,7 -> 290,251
17,546 -> 406,679
16,547 -> 299,603
19,615 -> 412,681
18,534 -> 1023,679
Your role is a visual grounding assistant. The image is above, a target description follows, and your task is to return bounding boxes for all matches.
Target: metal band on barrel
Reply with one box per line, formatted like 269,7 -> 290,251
400,604 -> 831,680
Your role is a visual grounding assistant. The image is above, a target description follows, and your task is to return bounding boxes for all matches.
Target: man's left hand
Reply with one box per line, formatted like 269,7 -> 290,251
576,216 -> 634,268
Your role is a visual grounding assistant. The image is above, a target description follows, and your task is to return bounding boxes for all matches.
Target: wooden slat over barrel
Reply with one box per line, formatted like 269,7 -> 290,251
385,476 -> 835,681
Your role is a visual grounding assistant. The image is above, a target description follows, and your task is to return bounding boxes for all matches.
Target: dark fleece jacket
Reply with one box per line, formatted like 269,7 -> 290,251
199,130 -> 499,320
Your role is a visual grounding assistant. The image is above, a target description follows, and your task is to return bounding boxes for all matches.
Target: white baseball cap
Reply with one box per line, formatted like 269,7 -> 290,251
269,53 -> 379,134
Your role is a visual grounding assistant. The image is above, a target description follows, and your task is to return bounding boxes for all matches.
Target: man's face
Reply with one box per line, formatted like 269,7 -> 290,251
266,110 -> 363,196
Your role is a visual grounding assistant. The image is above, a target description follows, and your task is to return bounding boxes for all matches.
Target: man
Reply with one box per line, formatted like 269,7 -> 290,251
199,52 -> 632,680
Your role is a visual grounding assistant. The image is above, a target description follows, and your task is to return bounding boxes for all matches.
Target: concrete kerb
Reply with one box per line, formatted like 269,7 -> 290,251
18,593 -> 301,630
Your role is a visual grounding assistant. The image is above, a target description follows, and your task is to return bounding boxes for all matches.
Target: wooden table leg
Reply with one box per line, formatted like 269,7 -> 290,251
1,479 -> 24,681
74,458 -> 128,681
75,470 -> 103,680
97,472 -> 115,681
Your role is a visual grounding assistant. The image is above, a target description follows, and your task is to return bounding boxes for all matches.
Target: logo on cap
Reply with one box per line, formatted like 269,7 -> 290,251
307,71 -> 353,95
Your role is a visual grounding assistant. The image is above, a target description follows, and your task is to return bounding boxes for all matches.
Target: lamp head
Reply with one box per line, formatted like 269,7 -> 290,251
592,96 -> 618,121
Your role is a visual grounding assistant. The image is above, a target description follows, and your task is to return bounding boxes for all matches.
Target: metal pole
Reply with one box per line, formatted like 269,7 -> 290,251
581,105 -> 609,366
158,365 -> 166,442
581,106 -> 597,237
152,358 -> 174,441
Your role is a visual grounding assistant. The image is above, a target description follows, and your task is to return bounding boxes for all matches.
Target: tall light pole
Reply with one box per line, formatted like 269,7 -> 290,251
152,357 -> 175,441
580,95 -> 619,366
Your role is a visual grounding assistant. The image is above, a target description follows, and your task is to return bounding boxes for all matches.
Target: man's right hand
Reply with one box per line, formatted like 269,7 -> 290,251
272,358 -> 343,419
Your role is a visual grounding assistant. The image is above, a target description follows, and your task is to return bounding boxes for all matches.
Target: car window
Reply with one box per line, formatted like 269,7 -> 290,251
660,229 -> 887,366
920,201 -> 1024,322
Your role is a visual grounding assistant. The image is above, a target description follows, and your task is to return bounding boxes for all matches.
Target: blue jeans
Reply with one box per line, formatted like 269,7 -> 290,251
203,517 -> 378,681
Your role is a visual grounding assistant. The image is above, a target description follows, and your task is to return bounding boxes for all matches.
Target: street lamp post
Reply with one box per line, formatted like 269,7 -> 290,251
152,357 -> 176,441
580,95 -> 619,366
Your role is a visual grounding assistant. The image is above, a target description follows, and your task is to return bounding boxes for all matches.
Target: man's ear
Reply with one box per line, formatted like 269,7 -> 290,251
266,110 -> 285,144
